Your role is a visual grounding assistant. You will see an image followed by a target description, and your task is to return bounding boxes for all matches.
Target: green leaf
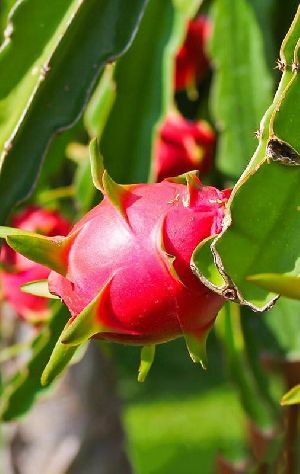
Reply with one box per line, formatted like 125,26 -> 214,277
1,229 -> 68,275
137,345 -> 156,383
192,8 -> 300,310
74,69 -> 116,213
89,137 -> 104,193
262,298 -> 300,360
247,273 -> 300,300
0,0 -> 15,38
281,384 -> 300,405
21,279 -> 59,299
172,0 -> 201,16
40,328 -> 78,387
100,0 -> 201,184
191,235 -> 227,290
42,279 -> 114,384
0,0 -> 148,223
0,303 -> 70,421
209,0 -> 273,177
184,331 -> 209,369
102,171 -> 129,220
74,157 -> 98,216
60,280 -> 112,346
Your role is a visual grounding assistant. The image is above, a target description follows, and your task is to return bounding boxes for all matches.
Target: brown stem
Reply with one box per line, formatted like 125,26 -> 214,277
285,404 -> 299,474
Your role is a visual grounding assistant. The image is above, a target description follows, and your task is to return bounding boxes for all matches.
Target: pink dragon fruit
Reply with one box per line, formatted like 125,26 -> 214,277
0,206 -> 71,324
154,112 -> 215,182
175,16 -> 211,92
1,141 -> 230,380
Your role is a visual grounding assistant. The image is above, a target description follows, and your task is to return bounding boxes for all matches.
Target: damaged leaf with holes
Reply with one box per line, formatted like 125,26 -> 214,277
192,7 -> 300,311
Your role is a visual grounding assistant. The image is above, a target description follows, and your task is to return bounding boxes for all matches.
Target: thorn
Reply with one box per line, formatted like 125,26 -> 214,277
292,62 -> 299,73
138,345 -> 156,382
254,129 -> 261,139
275,58 -> 285,71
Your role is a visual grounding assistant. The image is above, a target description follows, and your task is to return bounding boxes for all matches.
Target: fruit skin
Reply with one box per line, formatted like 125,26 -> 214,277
175,16 -> 211,91
0,207 -> 71,323
49,176 -> 230,346
154,112 -> 215,182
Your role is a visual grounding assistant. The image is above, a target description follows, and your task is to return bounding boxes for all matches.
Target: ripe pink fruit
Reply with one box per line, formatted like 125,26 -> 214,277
154,112 -> 215,182
44,172 -> 230,366
0,206 -> 71,324
0,144 -> 231,380
175,16 -> 211,92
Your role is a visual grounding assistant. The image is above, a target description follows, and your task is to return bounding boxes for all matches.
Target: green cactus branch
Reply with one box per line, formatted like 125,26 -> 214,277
192,6 -> 300,311
0,0 -> 148,223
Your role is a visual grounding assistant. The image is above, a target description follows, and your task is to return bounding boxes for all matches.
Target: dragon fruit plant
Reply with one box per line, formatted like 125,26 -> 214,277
175,15 -> 211,92
153,112 -> 215,182
0,207 -> 71,324
0,140 -> 230,381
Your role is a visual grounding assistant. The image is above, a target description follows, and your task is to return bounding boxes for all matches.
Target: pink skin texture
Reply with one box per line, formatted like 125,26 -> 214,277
49,177 -> 231,346
154,112 -> 215,182
0,207 -> 71,324
175,16 -> 211,91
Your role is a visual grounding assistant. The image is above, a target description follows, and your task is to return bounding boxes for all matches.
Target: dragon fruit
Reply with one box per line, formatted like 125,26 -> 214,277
0,140 -> 230,380
154,112 -> 215,182
175,16 -> 211,92
0,206 -> 71,324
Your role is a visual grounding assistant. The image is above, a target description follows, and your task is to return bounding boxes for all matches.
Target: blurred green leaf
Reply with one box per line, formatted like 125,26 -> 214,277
0,303 -> 70,421
100,0 -> 201,184
247,274 -> 300,300
209,0 -> 273,178
84,66 -> 116,138
0,0 -> 15,38
216,303 -> 276,429
262,298 -> 300,360
74,74 -> 115,213
40,328 -> 78,388
0,0 -> 148,223
192,8 -> 300,311
281,384 -> 300,405
250,0 -> 277,69
172,0 -> 202,16
21,279 -> 59,299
